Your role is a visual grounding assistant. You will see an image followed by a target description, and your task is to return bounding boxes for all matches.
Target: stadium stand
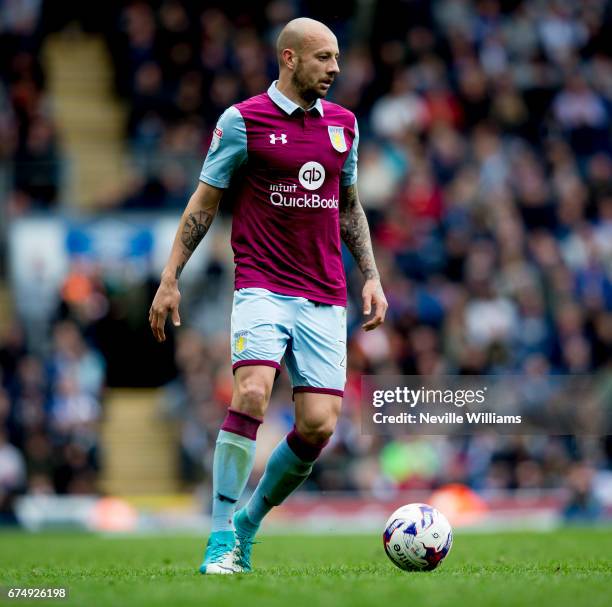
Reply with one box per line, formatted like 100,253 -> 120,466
1,1 -> 610,525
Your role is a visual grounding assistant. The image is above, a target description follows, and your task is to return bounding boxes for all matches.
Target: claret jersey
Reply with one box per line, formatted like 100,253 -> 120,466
200,82 -> 359,306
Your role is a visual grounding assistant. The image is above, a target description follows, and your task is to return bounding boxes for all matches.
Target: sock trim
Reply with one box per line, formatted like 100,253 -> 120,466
286,426 -> 328,462
221,408 -> 263,440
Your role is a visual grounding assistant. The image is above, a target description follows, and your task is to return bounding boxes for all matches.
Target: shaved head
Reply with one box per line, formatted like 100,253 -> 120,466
276,18 -> 336,65
275,17 -> 340,105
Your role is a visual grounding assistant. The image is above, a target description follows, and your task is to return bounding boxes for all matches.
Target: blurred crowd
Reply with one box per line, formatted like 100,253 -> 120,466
0,320 -> 104,522
1,0 -> 611,520
0,0 -> 61,214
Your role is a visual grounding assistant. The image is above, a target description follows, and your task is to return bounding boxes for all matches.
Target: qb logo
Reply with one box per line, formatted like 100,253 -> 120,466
298,161 -> 325,191
270,133 -> 287,144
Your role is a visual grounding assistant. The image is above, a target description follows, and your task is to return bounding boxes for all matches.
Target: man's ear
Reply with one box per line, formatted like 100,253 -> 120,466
282,48 -> 296,70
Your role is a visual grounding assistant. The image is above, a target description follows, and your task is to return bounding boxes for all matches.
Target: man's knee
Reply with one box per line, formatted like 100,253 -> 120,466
295,399 -> 341,446
235,380 -> 269,415
296,420 -> 336,445
232,369 -> 274,417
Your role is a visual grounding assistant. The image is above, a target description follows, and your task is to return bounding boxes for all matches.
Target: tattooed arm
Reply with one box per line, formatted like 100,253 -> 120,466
339,183 -> 388,331
149,181 -> 223,342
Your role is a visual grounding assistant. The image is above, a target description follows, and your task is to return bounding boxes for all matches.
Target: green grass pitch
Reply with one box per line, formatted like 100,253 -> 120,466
1,529 -> 610,607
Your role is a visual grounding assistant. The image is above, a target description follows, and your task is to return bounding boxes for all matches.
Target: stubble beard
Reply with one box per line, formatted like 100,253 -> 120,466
292,60 -> 324,102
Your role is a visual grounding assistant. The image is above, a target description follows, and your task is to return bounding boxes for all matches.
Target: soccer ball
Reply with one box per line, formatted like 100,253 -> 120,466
382,503 -> 453,571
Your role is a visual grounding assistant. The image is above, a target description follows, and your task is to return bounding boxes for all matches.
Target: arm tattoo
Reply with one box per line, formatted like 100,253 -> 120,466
339,185 -> 379,280
181,211 -> 213,251
174,210 -> 213,279
175,260 -> 186,280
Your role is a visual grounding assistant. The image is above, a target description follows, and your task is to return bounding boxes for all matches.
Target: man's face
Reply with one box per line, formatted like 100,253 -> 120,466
291,34 -> 340,102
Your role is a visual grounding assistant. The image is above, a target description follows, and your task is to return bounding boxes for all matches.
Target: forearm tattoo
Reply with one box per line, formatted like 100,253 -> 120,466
175,210 -> 213,278
181,211 -> 213,251
175,261 -> 186,280
339,185 -> 379,280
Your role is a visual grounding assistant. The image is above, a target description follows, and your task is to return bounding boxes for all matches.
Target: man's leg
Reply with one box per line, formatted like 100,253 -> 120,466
201,365 -> 275,574
235,392 -> 341,569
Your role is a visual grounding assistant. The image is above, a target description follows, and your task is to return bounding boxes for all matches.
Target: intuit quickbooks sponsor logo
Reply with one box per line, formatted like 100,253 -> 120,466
269,191 -> 339,208
269,182 -> 338,209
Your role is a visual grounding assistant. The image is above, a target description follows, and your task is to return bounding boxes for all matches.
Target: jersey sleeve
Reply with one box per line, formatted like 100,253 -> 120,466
199,106 -> 247,188
340,116 -> 359,187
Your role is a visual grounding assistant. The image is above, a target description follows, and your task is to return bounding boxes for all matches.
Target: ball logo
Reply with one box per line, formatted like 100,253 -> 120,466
299,161 -> 325,191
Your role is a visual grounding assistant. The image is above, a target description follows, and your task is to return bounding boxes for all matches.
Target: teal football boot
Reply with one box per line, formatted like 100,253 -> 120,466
233,509 -> 259,573
199,530 -> 241,574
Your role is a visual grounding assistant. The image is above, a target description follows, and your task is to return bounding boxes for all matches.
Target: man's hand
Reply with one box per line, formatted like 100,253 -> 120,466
149,276 -> 181,342
361,278 -> 388,331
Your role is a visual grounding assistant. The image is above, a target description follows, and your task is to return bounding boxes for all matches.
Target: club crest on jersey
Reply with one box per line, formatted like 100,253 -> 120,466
210,126 -> 223,152
328,126 -> 347,152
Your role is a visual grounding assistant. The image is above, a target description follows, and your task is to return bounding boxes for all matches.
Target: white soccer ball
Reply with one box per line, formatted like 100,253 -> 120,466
382,503 -> 453,571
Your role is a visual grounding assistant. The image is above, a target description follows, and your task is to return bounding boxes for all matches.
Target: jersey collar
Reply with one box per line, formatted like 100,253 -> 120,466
267,81 -> 324,117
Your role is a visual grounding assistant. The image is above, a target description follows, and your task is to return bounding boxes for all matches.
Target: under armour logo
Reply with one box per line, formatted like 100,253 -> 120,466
270,133 -> 287,144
